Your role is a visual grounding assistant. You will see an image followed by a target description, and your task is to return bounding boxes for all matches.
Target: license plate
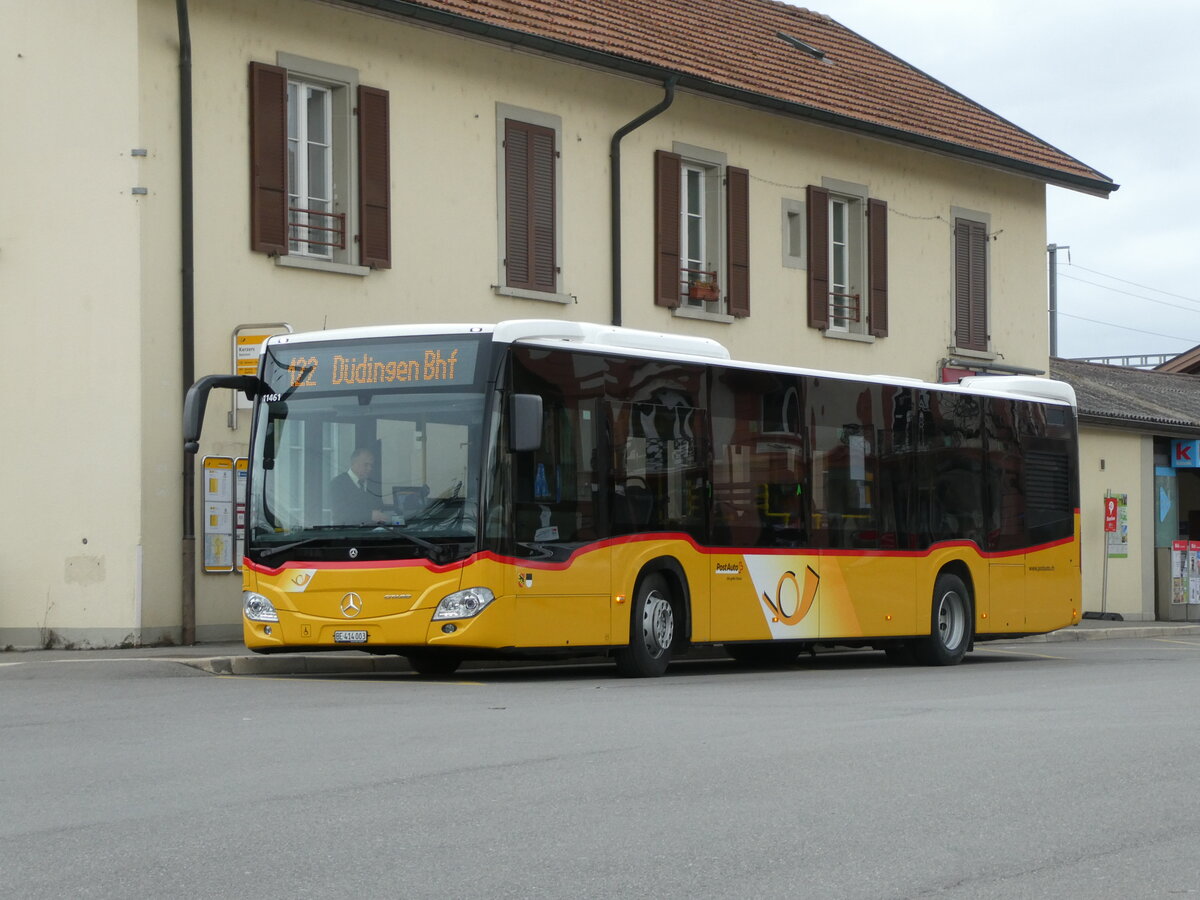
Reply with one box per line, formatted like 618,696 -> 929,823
333,630 -> 368,644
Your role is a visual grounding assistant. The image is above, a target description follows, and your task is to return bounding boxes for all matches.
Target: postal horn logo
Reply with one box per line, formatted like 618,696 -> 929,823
761,568 -> 819,626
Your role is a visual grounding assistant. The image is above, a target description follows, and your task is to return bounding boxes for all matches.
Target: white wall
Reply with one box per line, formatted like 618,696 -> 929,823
0,0 -> 1061,644
1077,425 -> 1155,619
0,1 -> 147,647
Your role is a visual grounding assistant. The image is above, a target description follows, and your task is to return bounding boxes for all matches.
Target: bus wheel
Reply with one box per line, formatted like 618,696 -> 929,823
914,573 -> 972,666
406,651 -> 462,677
726,643 -> 802,667
614,574 -> 674,677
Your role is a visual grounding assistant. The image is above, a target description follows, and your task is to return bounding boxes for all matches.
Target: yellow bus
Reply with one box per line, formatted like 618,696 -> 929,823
184,320 -> 1081,676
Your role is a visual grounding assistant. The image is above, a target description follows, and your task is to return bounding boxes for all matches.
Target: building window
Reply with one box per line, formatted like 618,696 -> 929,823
654,146 -> 750,318
496,104 -> 564,300
806,181 -> 888,338
249,57 -> 390,270
953,213 -> 990,352
681,163 -> 719,308
828,195 -> 860,331
287,79 -> 333,260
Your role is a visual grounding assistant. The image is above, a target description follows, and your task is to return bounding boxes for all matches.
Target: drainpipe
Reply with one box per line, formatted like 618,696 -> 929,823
177,0 -> 196,645
610,76 -> 677,327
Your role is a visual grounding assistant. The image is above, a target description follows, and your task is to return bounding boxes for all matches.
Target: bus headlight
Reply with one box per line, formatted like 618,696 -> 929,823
433,587 -> 495,620
243,591 -> 279,623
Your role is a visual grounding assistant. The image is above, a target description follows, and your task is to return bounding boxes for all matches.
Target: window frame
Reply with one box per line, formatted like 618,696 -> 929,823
494,103 -> 569,303
287,78 -> 335,261
806,179 -> 887,340
675,144 -> 726,319
275,55 -> 362,274
824,181 -> 867,335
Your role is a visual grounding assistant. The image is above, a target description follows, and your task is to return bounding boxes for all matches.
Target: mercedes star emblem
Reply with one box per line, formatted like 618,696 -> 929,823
340,592 -> 363,618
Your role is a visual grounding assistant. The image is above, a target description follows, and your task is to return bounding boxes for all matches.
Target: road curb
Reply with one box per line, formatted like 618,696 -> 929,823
181,654 -> 412,676
1019,624 -> 1200,643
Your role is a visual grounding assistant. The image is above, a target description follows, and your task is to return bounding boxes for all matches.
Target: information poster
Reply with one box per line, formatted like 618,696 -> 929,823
1172,540 -> 1189,605
1192,542 -> 1200,605
1105,493 -> 1128,559
202,456 -> 234,573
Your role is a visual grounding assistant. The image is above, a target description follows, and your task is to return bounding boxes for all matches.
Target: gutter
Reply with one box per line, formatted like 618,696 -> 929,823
340,0 -> 1117,197
610,77 -> 677,327
1075,412 -> 1200,439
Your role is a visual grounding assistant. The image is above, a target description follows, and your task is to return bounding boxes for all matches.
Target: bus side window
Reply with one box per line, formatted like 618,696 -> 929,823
509,348 -> 606,546
710,371 -> 807,548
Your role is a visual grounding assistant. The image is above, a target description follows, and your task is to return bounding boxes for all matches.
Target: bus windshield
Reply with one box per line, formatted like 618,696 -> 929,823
247,336 -> 488,564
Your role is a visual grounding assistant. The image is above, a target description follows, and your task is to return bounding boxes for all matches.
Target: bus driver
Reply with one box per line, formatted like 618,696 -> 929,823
329,447 -> 386,524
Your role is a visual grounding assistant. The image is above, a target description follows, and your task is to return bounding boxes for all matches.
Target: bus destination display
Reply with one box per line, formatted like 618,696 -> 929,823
263,339 -> 480,393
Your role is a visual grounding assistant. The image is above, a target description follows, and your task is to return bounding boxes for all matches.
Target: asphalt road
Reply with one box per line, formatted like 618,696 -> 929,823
4,639 -> 1200,898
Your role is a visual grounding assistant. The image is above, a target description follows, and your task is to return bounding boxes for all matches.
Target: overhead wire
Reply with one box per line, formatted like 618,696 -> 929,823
1064,262 -> 1200,306
1058,260 -> 1200,345
1057,312 -> 1197,344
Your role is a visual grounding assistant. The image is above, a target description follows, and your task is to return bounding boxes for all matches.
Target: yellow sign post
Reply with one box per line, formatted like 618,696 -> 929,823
230,323 -> 292,428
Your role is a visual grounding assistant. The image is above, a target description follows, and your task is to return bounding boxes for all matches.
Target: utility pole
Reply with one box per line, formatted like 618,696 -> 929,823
1047,243 -> 1069,358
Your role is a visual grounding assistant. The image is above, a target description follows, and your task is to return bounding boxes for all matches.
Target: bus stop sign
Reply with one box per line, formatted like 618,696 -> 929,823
1103,497 -> 1119,533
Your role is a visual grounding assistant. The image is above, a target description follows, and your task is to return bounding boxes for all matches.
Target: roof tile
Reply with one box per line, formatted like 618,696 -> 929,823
381,0 -> 1115,193
1052,359 -> 1200,432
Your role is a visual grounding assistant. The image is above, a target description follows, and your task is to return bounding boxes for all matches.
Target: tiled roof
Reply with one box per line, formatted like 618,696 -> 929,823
353,0 -> 1116,195
1051,358 -> 1200,434
1155,345 -> 1200,375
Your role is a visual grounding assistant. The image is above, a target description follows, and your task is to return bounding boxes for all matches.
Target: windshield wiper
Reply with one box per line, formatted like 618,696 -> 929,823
257,537 -> 327,559
358,527 -> 445,561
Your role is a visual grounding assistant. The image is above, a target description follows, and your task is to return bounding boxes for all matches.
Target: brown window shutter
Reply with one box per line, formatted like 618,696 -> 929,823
726,166 -> 750,318
357,85 -> 391,269
806,185 -> 829,328
654,150 -> 682,308
867,197 -> 888,337
954,218 -> 988,350
504,119 -> 556,293
249,62 -> 288,256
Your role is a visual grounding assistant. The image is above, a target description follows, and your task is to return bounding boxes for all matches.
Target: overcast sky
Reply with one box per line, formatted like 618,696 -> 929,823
801,0 -> 1199,361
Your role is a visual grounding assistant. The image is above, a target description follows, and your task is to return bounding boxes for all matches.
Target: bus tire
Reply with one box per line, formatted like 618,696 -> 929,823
726,643 -> 802,667
913,572 -> 972,666
406,651 -> 462,676
614,574 -> 675,677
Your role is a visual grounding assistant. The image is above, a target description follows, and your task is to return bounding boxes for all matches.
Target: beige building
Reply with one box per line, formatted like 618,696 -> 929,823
0,0 -> 1115,647
1052,359 -> 1200,622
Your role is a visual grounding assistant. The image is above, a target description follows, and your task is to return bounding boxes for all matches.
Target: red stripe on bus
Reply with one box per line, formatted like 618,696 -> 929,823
244,531 -> 1076,576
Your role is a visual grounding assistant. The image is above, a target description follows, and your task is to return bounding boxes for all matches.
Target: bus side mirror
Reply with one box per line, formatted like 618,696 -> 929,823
509,393 -> 543,453
184,375 -> 263,453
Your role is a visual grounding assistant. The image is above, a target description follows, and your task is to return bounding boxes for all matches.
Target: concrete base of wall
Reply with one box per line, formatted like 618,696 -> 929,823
0,623 -> 239,651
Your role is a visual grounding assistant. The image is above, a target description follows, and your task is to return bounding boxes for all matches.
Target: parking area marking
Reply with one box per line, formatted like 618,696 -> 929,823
976,647 -> 1068,660
217,674 -> 486,685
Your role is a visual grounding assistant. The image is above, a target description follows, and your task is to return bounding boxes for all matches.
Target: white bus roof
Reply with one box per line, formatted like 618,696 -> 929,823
267,319 -> 1075,409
